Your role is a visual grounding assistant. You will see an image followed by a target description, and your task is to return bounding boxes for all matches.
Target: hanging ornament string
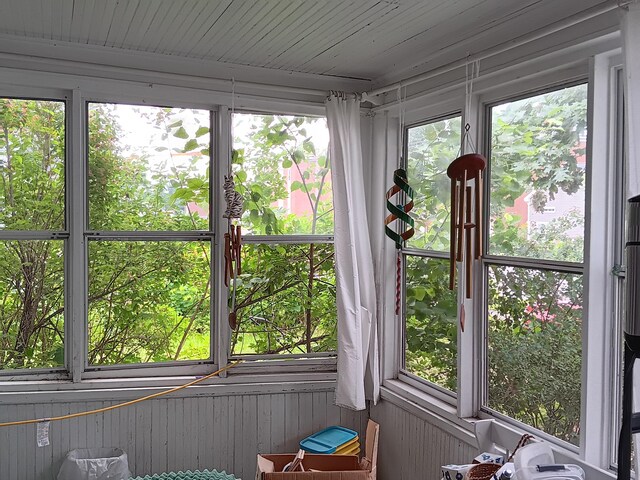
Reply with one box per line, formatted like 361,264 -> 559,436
224,77 -> 243,330
463,58 -> 481,154
384,85 -> 415,315
446,58 -> 485,331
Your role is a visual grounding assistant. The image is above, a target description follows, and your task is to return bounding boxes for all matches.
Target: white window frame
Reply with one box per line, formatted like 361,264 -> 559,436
0,88 -> 70,380
0,74 -> 338,385
391,50 -> 624,473
479,79 -> 588,453
81,97 -> 217,379
400,111 -> 463,404
228,110 -> 337,368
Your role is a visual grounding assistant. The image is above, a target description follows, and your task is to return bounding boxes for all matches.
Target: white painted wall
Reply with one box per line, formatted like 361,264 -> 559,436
0,385 -> 368,480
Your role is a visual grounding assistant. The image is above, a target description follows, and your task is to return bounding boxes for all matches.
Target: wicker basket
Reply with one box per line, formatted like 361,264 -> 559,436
465,463 -> 501,480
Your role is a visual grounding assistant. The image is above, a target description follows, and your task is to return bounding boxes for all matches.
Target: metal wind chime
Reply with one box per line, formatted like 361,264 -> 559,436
445,60 -> 486,332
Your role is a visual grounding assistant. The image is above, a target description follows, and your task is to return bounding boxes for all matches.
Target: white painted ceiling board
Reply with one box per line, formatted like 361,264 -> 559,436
299,0 -> 447,75
334,0 -> 608,80
200,1 -> 273,60
299,0 -> 448,73
254,2 -> 339,68
170,2 -> 229,55
158,1 -> 207,53
0,0 -> 619,83
262,1 -> 367,68
396,0 -> 610,79
274,1 -> 399,72
219,1 -> 303,64
311,0 -> 549,76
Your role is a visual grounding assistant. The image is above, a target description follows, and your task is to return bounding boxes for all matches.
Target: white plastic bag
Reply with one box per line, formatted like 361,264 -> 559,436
57,448 -> 132,480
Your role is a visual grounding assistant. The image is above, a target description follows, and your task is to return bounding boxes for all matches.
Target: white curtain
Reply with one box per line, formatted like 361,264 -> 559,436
623,1 -> 640,199
326,92 -> 379,410
370,112 -> 400,381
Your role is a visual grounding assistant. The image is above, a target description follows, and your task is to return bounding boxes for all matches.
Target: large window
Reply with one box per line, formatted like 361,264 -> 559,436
402,83 -> 589,445
485,84 -> 587,446
0,98 -> 66,371
0,93 -> 337,377
230,113 -> 336,356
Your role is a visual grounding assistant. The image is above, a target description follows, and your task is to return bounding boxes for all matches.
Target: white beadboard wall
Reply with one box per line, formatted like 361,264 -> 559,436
370,400 -> 477,480
0,387 -> 368,480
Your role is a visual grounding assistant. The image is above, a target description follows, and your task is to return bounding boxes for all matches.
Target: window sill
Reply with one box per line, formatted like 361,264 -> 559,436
381,379 -> 616,480
0,371 -> 337,404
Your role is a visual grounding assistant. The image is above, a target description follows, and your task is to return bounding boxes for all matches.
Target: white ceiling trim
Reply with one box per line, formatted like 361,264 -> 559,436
0,33 -> 371,96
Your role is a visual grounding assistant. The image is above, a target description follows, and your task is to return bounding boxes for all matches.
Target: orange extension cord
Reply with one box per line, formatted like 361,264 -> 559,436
0,361 -> 242,428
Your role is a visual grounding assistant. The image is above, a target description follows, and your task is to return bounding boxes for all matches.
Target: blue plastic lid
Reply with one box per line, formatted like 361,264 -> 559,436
299,426 -> 358,454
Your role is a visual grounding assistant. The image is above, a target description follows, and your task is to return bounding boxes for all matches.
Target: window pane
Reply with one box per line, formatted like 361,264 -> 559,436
488,84 -> 588,262
0,240 -> 64,370
405,256 -> 457,391
0,98 -> 65,231
406,116 -> 461,251
88,103 -> 210,231
88,240 -> 210,365
232,113 -> 332,235
231,243 -> 336,355
487,265 -> 582,445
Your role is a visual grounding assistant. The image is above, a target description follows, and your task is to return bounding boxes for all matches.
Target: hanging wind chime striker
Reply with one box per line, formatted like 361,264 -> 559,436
224,78 -> 244,331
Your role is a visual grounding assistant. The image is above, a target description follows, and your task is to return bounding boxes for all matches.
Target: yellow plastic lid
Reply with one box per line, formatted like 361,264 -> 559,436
335,441 -> 361,455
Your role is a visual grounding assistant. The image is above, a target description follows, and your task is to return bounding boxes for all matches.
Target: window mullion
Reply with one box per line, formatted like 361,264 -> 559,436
68,89 -> 86,382
579,53 -> 620,468
214,105 -> 230,374
458,93 -> 482,418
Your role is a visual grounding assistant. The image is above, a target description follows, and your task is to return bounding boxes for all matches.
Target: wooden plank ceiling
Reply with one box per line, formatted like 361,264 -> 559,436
0,0 -> 611,81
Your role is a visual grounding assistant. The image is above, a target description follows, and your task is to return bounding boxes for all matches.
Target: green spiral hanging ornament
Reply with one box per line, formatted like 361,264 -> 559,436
385,168 -> 415,248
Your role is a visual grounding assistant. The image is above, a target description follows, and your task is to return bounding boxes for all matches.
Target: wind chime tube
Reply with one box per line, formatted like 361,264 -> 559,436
456,170 -> 467,261
465,185 -> 472,298
450,178 -> 457,290
475,174 -> 482,259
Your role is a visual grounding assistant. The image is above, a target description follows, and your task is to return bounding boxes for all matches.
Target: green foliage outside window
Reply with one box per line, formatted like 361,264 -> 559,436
0,99 -> 65,369
230,114 -> 336,355
0,101 -> 336,370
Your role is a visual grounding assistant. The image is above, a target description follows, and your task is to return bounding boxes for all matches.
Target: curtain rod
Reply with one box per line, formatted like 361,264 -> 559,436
365,1 -> 619,99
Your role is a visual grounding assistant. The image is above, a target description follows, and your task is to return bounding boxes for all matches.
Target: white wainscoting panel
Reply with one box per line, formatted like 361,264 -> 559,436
0,388 -> 368,480
370,399 -> 477,480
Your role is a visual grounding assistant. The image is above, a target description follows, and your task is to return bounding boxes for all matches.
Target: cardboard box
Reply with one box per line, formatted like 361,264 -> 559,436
256,420 -> 379,480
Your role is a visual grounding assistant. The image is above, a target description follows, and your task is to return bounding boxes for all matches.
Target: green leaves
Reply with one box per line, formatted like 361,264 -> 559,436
232,113 -> 332,236
183,138 -> 198,152
195,126 -> 209,138
173,126 -> 189,139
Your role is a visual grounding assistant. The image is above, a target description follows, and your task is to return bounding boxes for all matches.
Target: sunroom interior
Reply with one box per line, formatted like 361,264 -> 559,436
0,1 -> 638,479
